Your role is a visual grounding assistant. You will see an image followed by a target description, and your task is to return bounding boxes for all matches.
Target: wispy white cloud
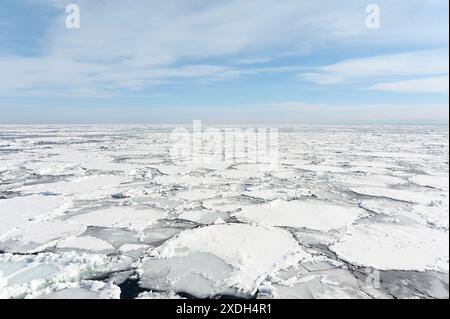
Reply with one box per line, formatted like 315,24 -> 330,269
0,54 -> 304,96
370,76 -> 449,93
299,49 -> 449,84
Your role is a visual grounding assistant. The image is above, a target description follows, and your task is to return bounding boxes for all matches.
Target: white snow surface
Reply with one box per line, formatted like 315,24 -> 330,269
235,199 -> 365,231
0,195 -> 71,235
409,175 -> 449,190
330,223 -> 449,272
1,221 -> 87,252
56,236 -> 115,252
69,206 -> 166,231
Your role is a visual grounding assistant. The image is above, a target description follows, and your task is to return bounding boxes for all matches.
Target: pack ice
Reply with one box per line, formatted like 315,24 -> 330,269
0,125 -> 448,299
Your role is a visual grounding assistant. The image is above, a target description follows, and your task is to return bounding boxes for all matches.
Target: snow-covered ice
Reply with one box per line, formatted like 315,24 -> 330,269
0,251 -> 131,298
56,236 -> 115,252
0,195 -> 71,235
235,199 -> 365,231
69,206 -> 166,232
0,124 -> 448,299
409,175 -> 449,191
330,223 -> 449,272
144,224 -> 314,297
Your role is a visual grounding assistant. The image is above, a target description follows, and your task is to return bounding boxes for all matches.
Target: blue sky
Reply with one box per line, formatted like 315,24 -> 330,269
0,0 -> 448,124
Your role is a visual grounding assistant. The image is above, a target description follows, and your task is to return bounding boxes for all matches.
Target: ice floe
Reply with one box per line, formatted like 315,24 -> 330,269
241,187 -> 309,201
1,221 -> 87,253
334,174 -> 407,187
350,187 -> 444,205
16,175 -> 126,200
0,195 -> 71,235
0,251 -> 131,298
236,200 -> 365,231
139,252 -> 238,298
267,268 -> 372,299
175,189 -> 218,201
409,175 -> 449,190
330,223 -> 449,272
56,236 -> 115,252
177,209 -> 228,225
145,224 -> 315,296
69,206 -> 166,232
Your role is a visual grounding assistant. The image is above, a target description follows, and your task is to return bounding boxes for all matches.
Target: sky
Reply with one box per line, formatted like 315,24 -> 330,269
0,0 -> 448,124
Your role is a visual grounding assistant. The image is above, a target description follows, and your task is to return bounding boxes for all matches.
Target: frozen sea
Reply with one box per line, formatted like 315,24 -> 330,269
0,124 -> 448,299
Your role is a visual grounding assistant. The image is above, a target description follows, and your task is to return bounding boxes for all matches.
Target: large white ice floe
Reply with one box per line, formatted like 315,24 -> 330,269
0,195 -> 71,235
154,174 -> 220,186
266,268 -> 372,299
0,251 -> 131,298
141,224 -> 315,297
175,189 -> 218,201
15,175 -> 126,199
330,223 -> 449,272
202,197 -> 251,213
350,186 -> 444,205
0,221 -> 87,253
56,236 -> 115,252
358,198 -> 429,226
235,200 -> 365,231
409,175 -> 449,191
40,150 -> 137,173
69,206 -> 166,232
24,161 -> 85,176
295,164 -> 348,174
333,174 -> 407,187
413,205 -> 449,230
139,252 -> 238,298
0,158 -> 25,172
359,195 -> 449,230
241,187 -> 310,201
176,209 -> 229,225
214,169 -> 265,180
269,170 -> 301,180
